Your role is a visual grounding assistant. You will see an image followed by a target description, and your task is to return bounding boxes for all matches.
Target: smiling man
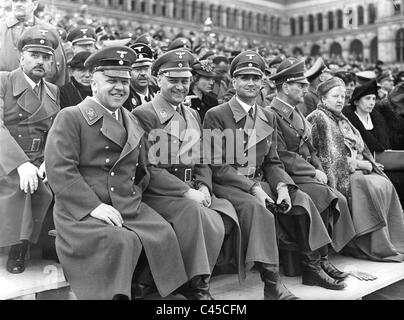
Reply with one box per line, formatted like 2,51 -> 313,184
0,25 -> 60,274
44,46 -> 188,300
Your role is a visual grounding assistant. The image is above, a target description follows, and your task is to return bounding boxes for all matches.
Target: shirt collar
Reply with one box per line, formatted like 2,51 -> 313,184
354,111 -> 373,130
23,72 -> 41,90
91,97 -> 119,121
274,97 -> 295,110
236,96 -> 255,114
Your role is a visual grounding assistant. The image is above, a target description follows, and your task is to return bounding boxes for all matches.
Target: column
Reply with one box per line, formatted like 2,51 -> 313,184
123,0 -> 131,11
221,8 -> 227,28
145,0 -> 153,14
236,11 -> 242,29
363,5 -> 369,24
303,16 -> 308,35
322,11 -> 328,32
155,0 -> 162,16
184,1 -> 192,21
166,0 -> 174,18
135,0 -> 142,12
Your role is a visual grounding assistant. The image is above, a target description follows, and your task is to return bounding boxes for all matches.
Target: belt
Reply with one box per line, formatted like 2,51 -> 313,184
166,166 -> 193,182
16,136 -> 43,152
237,166 -> 262,179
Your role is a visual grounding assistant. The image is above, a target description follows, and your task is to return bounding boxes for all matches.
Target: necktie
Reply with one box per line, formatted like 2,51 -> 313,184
248,107 -> 254,119
111,111 -> 117,120
244,107 -> 255,132
33,84 -> 40,98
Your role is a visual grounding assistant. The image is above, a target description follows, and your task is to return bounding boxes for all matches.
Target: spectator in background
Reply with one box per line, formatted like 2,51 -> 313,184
0,0 -> 67,86
187,59 -> 218,121
377,71 -> 395,100
66,25 -> 97,57
333,70 -> 357,107
59,51 -> 92,109
211,55 -> 230,100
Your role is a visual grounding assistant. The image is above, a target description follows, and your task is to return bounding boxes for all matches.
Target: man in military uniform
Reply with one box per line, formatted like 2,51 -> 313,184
0,25 -> 60,273
268,58 -> 357,289
66,25 -> 97,56
167,37 -> 192,52
133,49 -> 241,300
44,46 -> 188,300
0,0 -> 68,86
59,51 -> 92,109
123,43 -> 158,111
298,57 -> 332,116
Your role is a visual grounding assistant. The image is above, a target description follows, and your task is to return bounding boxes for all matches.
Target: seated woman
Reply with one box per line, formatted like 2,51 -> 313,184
307,77 -> 404,262
186,60 -> 219,121
343,79 -> 404,205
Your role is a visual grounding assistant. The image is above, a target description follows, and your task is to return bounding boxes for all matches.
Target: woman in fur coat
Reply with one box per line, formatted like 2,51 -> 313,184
307,77 -> 404,262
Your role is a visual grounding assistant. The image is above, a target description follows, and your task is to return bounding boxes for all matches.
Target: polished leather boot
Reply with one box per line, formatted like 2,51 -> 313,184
256,263 -> 299,300
180,275 -> 214,300
301,251 -> 346,290
6,241 -> 28,274
320,254 -> 349,281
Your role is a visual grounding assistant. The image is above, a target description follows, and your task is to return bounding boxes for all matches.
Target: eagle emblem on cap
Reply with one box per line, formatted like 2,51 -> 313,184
176,52 -> 185,59
139,54 -> 144,59
40,39 -> 45,44
117,50 -> 128,59
160,110 -> 167,118
134,46 -> 142,52
246,54 -> 255,60
81,28 -> 88,35
181,39 -> 187,44
39,29 -> 48,36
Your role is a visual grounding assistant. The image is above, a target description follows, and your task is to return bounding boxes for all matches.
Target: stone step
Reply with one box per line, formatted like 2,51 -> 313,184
1,254 -> 404,300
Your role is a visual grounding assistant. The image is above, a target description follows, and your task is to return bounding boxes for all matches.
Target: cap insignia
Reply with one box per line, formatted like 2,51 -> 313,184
248,63 -> 252,67
160,110 -> 167,118
39,29 -> 48,36
246,54 -> 255,60
119,60 -> 124,65
181,39 -> 187,44
178,63 -> 183,68
40,39 -> 45,44
117,50 -> 128,59
200,60 -> 214,72
81,28 -> 88,35
134,46 -> 142,52
139,54 -> 144,59
176,52 -> 185,59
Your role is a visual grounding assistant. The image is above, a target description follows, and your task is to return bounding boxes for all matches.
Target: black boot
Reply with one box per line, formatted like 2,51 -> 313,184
7,241 -> 28,274
319,246 -> 349,281
256,263 -> 299,300
301,250 -> 346,290
179,275 -> 214,300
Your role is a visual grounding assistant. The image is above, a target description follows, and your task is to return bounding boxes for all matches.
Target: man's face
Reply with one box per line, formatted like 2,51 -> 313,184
12,0 -> 37,21
157,74 -> 190,106
71,68 -> 91,86
381,79 -> 394,92
131,65 -> 151,90
232,74 -> 262,100
20,50 -> 52,82
215,61 -> 229,75
91,72 -> 130,110
72,43 -> 96,55
283,82 -> 309,104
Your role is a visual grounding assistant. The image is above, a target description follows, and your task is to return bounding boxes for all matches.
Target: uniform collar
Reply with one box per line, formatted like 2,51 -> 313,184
6,14 -> 35,28
91,97 -> 119,121
22,72 -> 41,89
235,96 -> 255,114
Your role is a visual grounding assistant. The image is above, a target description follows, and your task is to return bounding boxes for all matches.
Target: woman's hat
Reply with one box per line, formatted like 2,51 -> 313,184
317,77 -> 345,97
350,79 -> 379,103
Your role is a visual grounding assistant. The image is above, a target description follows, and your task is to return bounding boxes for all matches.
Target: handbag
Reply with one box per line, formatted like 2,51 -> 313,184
374,150 -> 404,171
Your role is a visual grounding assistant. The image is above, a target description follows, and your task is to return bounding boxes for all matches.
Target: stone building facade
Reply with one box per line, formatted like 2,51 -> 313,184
40,0 -> 404,64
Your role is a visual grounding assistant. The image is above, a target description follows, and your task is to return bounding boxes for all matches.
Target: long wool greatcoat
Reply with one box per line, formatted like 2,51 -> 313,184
0,68 -> 58,247
269,97 -> 356,252
44,97 -> 188,299
0,15 -> 68,87
203,96 -> 333,272
133,93 -> 242,280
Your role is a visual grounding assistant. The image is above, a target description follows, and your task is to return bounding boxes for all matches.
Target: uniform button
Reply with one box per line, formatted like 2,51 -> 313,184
110,172 -> 115,176
197,107 -> 200,110
19,113 -> 23,117
56,62 -> 60,66
135,163 -> 138,167
100,128 -> 103,132
139,145 -> 142,148
105,158 -> 110,163
244,152 -> 247,156
174,168 -> 178,171
50,117 -> 53,120
239,128 -> 242,131
173,140 -> 177,144
243,141 -> 246,144
296,134 -> 299,137
132,191 -> 136,196
105,146 -> 110,150
110,187 -> 114,192
18,134 -> 22,138
131,177 -> 135,181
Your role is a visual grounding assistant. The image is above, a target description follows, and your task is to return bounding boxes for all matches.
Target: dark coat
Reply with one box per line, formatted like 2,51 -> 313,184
123,84 -> 158,112
133,93 -> 242,280
203,96 -> 334,269
0,68 -> 58,247
269,97 -> 356,251
342,104 -> 390,154
298,87 -> 319,117
44,97 -> 188,299
188,90 -> 218,122
59,77 -> 92,109
0,15 -> 68,87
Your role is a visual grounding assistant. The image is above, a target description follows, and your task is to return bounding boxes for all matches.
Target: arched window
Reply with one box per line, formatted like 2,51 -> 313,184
350,39 -> 364,61
290,17 -> 296,36
241,11 -> 247,30
330,41 -> 342,58
311,44 -> 321,57
317,13 -> 323,32
336,10 -> 343,29
327,11 -> 334,30
393,1 -> 401,15
270,16 -> 275,34
248,11 -> 253,31
275,17 -> 280,35
368,3 -> 376,24
308,14 -> 314,33
396,29 -> 404,62
358,6 -> 364,25
256,13 -> 261,33
226,7 -> 232,28
298,16 -> 304,35
217,6 -> 222,27
263,14 -> 269,34
191,1 -> 197,20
